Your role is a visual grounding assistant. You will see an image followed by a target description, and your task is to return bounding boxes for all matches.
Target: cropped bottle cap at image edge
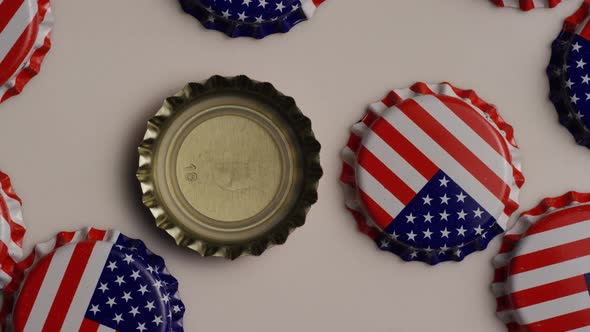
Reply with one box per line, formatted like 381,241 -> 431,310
0,171 -> 25,289
179,0 -> 324,38
137,75 -> 322,259
0,227 -> 185,331
491,0 -> 563,10
493,192 -> 590,331
548,1 -> 590,148
340,82 -> 524,265
0,0 -> 53,105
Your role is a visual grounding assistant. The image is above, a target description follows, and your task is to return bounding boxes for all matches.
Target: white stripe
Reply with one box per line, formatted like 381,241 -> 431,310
413,95 -> 512,186
0,185 -> 24,226
60,242 -> 113,331
97,324 -> 116,332
0,215 -> 21,261
23,243 -> 76,332
351,122 -> 369,138
513,219 -> 590,257
300,0 -> 317,18
369,101 -> 388,115
514,291 -> 590,325
356,166 -> 404,219
0,268 -> 11,288
341,146 -> 356,167
509,255 -> 590,292
362,129 -> 427,192
0,0 -> 37,62
570,325 -> 590,332
382,107 -> 503,221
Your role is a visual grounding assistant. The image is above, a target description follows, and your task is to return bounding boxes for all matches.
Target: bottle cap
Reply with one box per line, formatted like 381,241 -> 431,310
1,227 -> 185,331
548,1 -> 590,147
340,82 -> 524,264
0,0 -> 53,104
491,0 -> 563,10
137,75 -> 322,259
179,0 -> 324,39
0,171 -> 25,288
493,192 -> 590,331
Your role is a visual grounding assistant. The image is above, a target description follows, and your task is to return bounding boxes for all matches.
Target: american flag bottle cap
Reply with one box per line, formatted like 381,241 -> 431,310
0,0 -> 53,106
178,0 -> 324,39
1,227 -> 185,332
491,0 -> 564,10
0,171 -> 25,289
340,82 -> 524,265
493,191 -> 590,331
548,1 -> 590,148
137,75 -> 322,260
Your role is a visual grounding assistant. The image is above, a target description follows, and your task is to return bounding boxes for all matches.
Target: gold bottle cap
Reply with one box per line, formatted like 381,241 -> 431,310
137,76 -> 322,259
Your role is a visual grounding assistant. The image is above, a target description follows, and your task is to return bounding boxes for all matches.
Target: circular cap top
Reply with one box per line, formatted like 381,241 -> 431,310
494,192 -> 590,331
8,228 -> 184,332
0,0 -> 53,104
137,76 -> 322,259
179,0 -> 323,38
341,82 -> 524,264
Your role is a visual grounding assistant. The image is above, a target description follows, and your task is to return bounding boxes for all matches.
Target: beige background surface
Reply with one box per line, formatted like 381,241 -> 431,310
0,0 -> 587,330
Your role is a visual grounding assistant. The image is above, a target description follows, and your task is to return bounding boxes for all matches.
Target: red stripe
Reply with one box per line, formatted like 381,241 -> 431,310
0,0 -> 25,32
362,109 -> 378,126
312,0 -> 324,7
358,190 -> 393,230
0,14 -> 38,85
0,187 -> 25,246
397,99 -> 511,204
519,0 -> 534,11
548,0 -> 561,7
346,133 -> 361,152
0,172 -> 22,205
79,318 -> 100,332
13,252 -> 55,332
340,162 -> 355,187
565,2 -> 590,32
493,0 -> 505,7
87,228 -> 107,241
370,117 -> 438,180
526,205 -> 590,235
42,242 -> 96,331
510,275 -> 588,310
357,146 -> 415,205
382,91 -> 403,108
525,307 -> 590,332
510,236 -> 590,275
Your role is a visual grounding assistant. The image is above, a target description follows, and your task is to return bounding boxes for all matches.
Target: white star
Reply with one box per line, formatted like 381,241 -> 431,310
162,293 -> 170,303
242,0 -> 252,5
107,261 -> 117,271
173,305 -> 182,313
113,313 -> 124,324
473,208 -> 484,218
440,228 -> 450,239
457,210 -> 467,220
115,244 -> 125,250
406,213 -> 416,223
130,270 -> 141,281
564,64 -> 571,72
474,225 -> 484,235
424,246 -> 434,253
129,306 -> 140,317
422,195 -> 432,205
206,16 -> 215,23
577,59 -> 587,69
275,1 -> 285,12
123,254 -> 134,264
221,9 -> 231,19
138,284 -> 149,295
237,11 -> 248,21
439,244 -> 450,255
566,79 -> 575,89
439,210 -> 449,221
440,194 -> 450,205
439,176 -> 449,187
145,301 -> 156,312
121,292 -> 133,302
153,315 -> 164,326
571,94 -> 580,104
457,226 -> 467,237
255,15 -> 263,23
576,111 -> 585,119
582,74 -> 590,84
423,213 -> 434,223
98,282 -> 109,293
406,231 -> 417,241
106,297 -> 117,308
291,3 -> 299,11
573,42 -> 582,52
153,280 -> 163,289
423,228 -> 433,239
146,265 -> 157,274
586,92 -> 590,101
391,231 -> 399,241
89,304 -> 100,315
115,275 -> 125,286
258,0 -> 268,7
137,323 -> 147,332
379,239 -> 390,248
409,250 -> 418,259
456,192 -> 466,202
454,249 -> 462,257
